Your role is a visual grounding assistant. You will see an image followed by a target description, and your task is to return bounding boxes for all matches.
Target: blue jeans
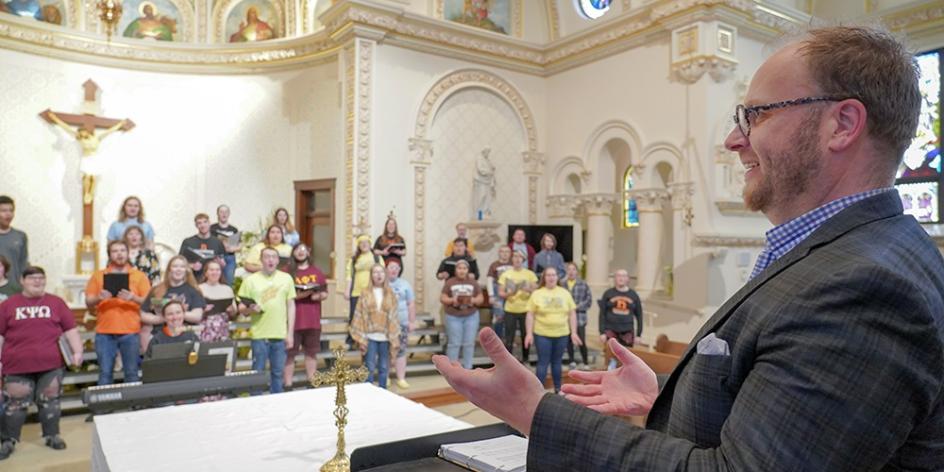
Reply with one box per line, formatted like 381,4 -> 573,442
490,304 -> 505,340
534,334 -> 568,392
222,254 -> 237,285
251,339 -> 287,394
95,333 -> 140,385
445,313 -> 479,370
365,340 -> 390,389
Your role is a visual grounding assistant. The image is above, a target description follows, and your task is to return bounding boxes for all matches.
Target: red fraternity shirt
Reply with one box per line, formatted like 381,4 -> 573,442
293,265 -> 326,331
0,293 -> 76,375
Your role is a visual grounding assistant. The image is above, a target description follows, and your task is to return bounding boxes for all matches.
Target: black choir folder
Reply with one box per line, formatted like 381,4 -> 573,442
103,273 -> 129,295
351,424 -> 522,472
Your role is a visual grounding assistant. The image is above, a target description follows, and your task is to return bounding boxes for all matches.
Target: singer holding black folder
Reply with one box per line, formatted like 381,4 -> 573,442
85,240 -> 151,386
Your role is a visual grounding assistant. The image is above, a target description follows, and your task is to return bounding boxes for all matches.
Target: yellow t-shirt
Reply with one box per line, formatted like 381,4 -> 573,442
566,279 -> 576,291
346,253 -> 382,297
498,268 -> 537,314
527,286 -> 576,338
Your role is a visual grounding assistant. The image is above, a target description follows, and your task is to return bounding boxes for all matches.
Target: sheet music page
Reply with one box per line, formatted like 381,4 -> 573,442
439,435 -> 527,472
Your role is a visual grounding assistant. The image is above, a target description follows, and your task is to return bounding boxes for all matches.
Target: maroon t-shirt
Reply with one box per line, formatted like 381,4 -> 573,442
0,293 -> 76,375
293,265 -> 326,331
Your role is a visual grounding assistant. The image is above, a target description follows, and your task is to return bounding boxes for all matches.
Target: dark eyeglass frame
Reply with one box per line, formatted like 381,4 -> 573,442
733,96 -> 853,138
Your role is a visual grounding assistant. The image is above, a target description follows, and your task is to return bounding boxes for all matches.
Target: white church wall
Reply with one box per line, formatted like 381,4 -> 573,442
370,43 -> 547,311
0,48 -> 341,292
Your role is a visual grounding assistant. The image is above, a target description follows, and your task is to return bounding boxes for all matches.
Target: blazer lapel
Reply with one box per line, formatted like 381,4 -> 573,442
647,191 -> 903,428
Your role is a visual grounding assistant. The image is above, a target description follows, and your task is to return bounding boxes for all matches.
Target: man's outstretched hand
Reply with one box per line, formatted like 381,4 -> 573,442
562,338 -> 659,416
433,328 -> 546,436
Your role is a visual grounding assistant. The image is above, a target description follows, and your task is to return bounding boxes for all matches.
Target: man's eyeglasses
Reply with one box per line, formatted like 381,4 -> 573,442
733,96 -> 852,138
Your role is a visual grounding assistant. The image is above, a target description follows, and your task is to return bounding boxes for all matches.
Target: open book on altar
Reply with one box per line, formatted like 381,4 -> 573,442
438,435 -> 528,472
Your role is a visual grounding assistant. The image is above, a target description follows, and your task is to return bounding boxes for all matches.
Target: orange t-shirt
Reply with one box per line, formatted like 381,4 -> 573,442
85,265 -> 151,335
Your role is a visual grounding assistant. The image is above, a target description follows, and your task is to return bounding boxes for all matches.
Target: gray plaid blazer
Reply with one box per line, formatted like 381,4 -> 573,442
527,191 -> 944,471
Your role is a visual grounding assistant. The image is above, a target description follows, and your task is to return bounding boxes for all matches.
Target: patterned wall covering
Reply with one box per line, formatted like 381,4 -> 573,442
427,87 -> 526,308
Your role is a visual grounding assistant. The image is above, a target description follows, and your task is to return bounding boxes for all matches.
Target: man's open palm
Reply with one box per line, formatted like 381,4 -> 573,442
561,338 -> 659,416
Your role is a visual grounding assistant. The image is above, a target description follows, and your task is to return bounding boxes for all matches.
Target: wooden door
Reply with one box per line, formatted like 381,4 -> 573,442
294,179 -> 336,278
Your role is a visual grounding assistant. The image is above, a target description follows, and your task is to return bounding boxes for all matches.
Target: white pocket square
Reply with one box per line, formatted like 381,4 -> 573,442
696,333 -> 730,356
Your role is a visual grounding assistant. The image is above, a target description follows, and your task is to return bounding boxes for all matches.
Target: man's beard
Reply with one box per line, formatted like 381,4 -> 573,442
744,110 -> 824,213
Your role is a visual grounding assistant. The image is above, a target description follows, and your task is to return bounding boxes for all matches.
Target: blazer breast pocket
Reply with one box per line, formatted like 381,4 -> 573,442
669,353 -> 735,447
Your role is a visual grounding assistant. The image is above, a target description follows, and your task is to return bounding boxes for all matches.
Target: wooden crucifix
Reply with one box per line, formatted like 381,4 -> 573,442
40,79 -> 135,239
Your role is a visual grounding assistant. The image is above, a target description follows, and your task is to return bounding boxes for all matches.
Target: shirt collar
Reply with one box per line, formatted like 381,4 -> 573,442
756,187 -> 894,273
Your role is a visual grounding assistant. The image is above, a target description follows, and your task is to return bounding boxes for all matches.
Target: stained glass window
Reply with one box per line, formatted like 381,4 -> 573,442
623,167 -> 639,228
578,0 -> 611,20
896,49 -> 942,223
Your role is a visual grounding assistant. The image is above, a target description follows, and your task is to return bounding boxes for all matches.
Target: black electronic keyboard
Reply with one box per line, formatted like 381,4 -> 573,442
82,371 -> 269,414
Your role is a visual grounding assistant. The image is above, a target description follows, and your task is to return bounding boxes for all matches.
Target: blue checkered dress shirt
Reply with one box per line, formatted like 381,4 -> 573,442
750,188 -> 895,279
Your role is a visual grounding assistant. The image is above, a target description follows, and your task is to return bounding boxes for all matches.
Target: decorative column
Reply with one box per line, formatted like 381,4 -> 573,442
668,181 -> 695,270
522,151 -> 546,224
341,37 -> 375,265
578,193 -> 619,343
628,188 -> 670,298
546,195 -> 582,220
408,137 -> 433,313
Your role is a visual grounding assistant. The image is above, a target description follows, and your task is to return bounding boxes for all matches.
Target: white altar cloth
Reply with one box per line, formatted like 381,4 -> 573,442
91,383 -> 471,471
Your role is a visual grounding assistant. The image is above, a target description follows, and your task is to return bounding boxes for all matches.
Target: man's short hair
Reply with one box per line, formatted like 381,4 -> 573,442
797,26 -> 921,164
194,213 -> 210,223
217,204 -> 229,214
107,240 -> 128,254
0,255 -> 9,274
565,261 -> 578,269
453,237 -> 468,246
0,195 -> 14,209
260,246 -> 280,259
21,266 -> 45,278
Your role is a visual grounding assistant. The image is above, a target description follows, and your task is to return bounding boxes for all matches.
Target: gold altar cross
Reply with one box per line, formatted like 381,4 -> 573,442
39,79 -> 135,239
310,345 -> 368,472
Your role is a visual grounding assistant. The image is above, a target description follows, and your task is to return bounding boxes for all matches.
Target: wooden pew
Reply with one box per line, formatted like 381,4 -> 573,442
629,334 -> 686,375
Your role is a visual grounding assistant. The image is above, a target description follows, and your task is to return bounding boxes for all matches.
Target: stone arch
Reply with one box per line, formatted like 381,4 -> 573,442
550,155 -> 588,195
412,68 -> 538,152
582,120 -> 643,193
639,141 -> 684,188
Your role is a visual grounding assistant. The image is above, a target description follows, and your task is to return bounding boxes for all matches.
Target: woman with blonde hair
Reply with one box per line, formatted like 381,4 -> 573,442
107,196 -> 155,245
273,207 -> 299,246
123,225 -> 160,285
349,264 -> 400,389
139,255 -> 206,352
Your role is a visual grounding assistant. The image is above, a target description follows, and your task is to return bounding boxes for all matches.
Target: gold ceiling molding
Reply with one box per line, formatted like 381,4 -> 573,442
0,13 -> 339,72
876,1 -> 944,38
545,0 -> 560,41
0,0 -> 834,74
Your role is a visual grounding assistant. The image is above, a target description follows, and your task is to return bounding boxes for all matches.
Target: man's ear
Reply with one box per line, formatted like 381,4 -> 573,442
827,99 -> 868,153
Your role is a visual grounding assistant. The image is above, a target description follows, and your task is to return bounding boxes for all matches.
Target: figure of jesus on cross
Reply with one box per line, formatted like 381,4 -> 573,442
311,345 -> 368,472
40,79 -> 134,239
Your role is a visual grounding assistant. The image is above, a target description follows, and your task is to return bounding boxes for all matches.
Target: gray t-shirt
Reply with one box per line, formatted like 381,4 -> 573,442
0,228 -> 29,282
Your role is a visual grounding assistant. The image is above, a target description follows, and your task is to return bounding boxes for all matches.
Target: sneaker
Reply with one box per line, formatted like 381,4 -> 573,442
607,359 -> 618,371
568,362 -> 577,369
0,440 -> 15,460
396,379 -> 410,389
578,363 -> 590,370
45,435 -> 67,451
